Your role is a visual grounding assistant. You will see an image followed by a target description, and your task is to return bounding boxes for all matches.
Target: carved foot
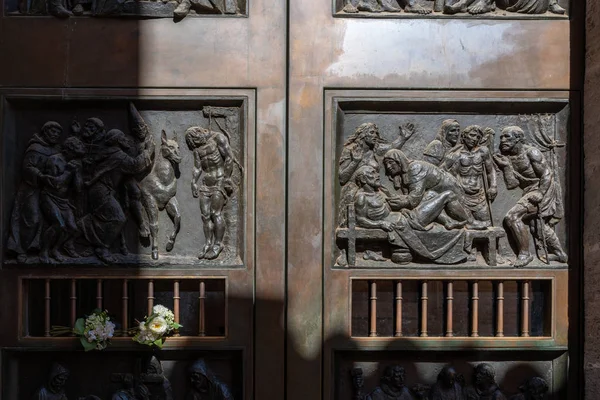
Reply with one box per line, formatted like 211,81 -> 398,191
95,248 -> 116,264
381,0 -> 401,12
548,3 -> 565,14
197,244 -> 211,260
467,220 -> 488,230
444,220 -> 467,230
540,250 -> 568,264
166,237 -> 175,252
151,248 -> 159,260
39,252 -> 54,264
405,3 -> 432,14
363,250 -> 386,262
444,0 -> 468,14
336,250 -> 348,266
48,3 -> 73,17
467,251 -> 477,262
357,0 -> 383,12
513,253 -> 534,268
342,2 -> 359,12
467,0 -> 494,14
63,243 -> 80,259
205,244 -> 224,260
16,254 -> 28,263
173,0 -> 191,18
72,4 -> 84,15
51,250 -> 67,263
119,244 -> 129,256
139,224 -> 150,239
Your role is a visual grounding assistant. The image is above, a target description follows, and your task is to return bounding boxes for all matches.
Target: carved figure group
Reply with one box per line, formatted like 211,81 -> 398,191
33,357 -> 234,400
7,103 -> 242,265
350,363 -> 548,400
18,0 -> 241,19
341,0 -> 565,15
336,118 -> 567,267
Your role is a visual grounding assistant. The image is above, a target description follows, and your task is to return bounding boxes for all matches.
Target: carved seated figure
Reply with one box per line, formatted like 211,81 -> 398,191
353,164 -> 467,264
366,365 -> 414,400
186,359 -> 233,400
32,363 -> 69,400
509,377 -> 548,400
429,366 -> 464,400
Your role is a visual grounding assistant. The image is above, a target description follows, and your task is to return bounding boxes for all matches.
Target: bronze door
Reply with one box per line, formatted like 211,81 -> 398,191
287,1 -> 581,400
0,0 -> 286,399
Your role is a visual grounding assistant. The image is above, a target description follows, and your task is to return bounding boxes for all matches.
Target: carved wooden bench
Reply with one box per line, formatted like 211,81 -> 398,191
337,205 -> 506,266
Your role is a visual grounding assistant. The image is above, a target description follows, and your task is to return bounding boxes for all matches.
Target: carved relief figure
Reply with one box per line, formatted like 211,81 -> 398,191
340,0 -> 566,14
185,125 -> 240,260
429,366 -> 464,400
112,375 -> 150,400
342,0 -> 431,14
443,0 -> 495,15
7,122 -> 62,263
465,364 -> 507,400
38,136 -> 87,263
32,363 -> 69,400
339,122 -> 414,226
366,365 -> 414,400
351,367 -> 366,400
186,359 -> 234,400
141,356 -> 174,400
423,120 -> 461,166
493,126 -> 567,267
353,163 -> 467,264
78,124 -> 155,263
509,377 -> 548,400
138,130 -> 182,260
495,0 -> 564,14
174,0 -> 238,19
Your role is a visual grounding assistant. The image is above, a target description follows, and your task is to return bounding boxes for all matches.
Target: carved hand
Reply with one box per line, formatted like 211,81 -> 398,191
529,190 -> 543,205
350,147 -> 363,162
192,183 -> 199,198
400,122 -> 416,139
487,187 -> 497,201
492,153 -> 510,168
71,119 -> 81,135
380,221 -> 394,232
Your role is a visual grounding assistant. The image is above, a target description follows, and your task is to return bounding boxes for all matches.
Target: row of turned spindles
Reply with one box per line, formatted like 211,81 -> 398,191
42,279 -> 209,338
366,280 -> 532,338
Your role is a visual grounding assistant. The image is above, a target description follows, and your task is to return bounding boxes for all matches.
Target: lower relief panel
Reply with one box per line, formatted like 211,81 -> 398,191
335,350 -> 568,400
2,349 -> 243,399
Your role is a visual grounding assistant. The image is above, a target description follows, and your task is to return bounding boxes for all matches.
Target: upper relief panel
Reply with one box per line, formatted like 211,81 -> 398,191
6,0 -> 246,19
335,0 -> 568,17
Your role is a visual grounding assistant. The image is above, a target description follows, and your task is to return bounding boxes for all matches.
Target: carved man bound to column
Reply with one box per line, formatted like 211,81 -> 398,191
185,125 -> 238,260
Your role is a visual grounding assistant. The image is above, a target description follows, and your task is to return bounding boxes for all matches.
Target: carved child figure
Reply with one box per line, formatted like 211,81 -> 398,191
366,365 -> 414,400
32,363 -> 70,400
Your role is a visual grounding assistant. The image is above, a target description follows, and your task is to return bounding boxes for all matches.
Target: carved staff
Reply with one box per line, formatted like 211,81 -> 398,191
481,128 -> 496,226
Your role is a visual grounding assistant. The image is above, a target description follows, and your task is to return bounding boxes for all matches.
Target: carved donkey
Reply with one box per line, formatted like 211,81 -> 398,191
139,130 -> 182,260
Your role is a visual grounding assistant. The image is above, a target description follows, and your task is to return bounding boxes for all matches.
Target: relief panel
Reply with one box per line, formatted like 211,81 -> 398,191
2,96 -> 251,268
329,98 -> 570,270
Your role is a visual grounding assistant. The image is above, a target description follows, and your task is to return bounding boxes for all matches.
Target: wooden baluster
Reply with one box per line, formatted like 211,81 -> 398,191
44,279 -> 51,337
148,280 -> 155,316
96,279 -> 103,310
471,281 -> 479,337
122,279 -> 129,336
446,281 -> 454,337
522,281 -> 531,337
173,281 -> 180,337
394,281 -> 403,337
199,281 -> 206,337
420,281 -> 428,337
369,281 -> 377,337
70,279 -> 77,335
496,281 -> 504,337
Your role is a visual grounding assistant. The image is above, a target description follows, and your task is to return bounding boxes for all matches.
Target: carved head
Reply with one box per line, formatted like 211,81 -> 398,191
185,126 -> 211,150
439,119 -> 461,147
383,149 -> 410,177
381,365 -> 406,390
438,366 -> 458,389
145,355 -> 164,376
462,125 -> 484,150
129,102 -> 150,141
189,360 -> 210,392
47,362 -> 69,393
161,130 -> 182,164
355,165 -> 380,189
82,118 -> 105,141
500,126 -> 525,153
350,367 -> 364,388
62,136 -> 86,159
474,363 -> 496,390
346,123 -> 380,150
520,377 -> 548,400
105,129 -> 127,148
41,121 -> 63,145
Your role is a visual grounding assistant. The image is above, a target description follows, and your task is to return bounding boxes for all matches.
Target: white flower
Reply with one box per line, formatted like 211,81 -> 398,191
152,305 -> 175,324
148,316 -> 168,335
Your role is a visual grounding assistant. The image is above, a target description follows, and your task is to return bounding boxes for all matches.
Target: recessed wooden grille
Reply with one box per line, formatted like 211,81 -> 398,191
351,279 -> 552,338
20,278 -> 227,340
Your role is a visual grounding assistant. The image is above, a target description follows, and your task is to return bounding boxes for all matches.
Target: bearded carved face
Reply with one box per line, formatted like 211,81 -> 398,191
50,372 -> 68,393
445,122 -> 461,146
191,371 -> 208,392
43,125 -> 62,145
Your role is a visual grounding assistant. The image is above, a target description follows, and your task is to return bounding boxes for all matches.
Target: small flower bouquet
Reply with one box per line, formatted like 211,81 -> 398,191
132,305 -> 182,348
51,309 -> 115,351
